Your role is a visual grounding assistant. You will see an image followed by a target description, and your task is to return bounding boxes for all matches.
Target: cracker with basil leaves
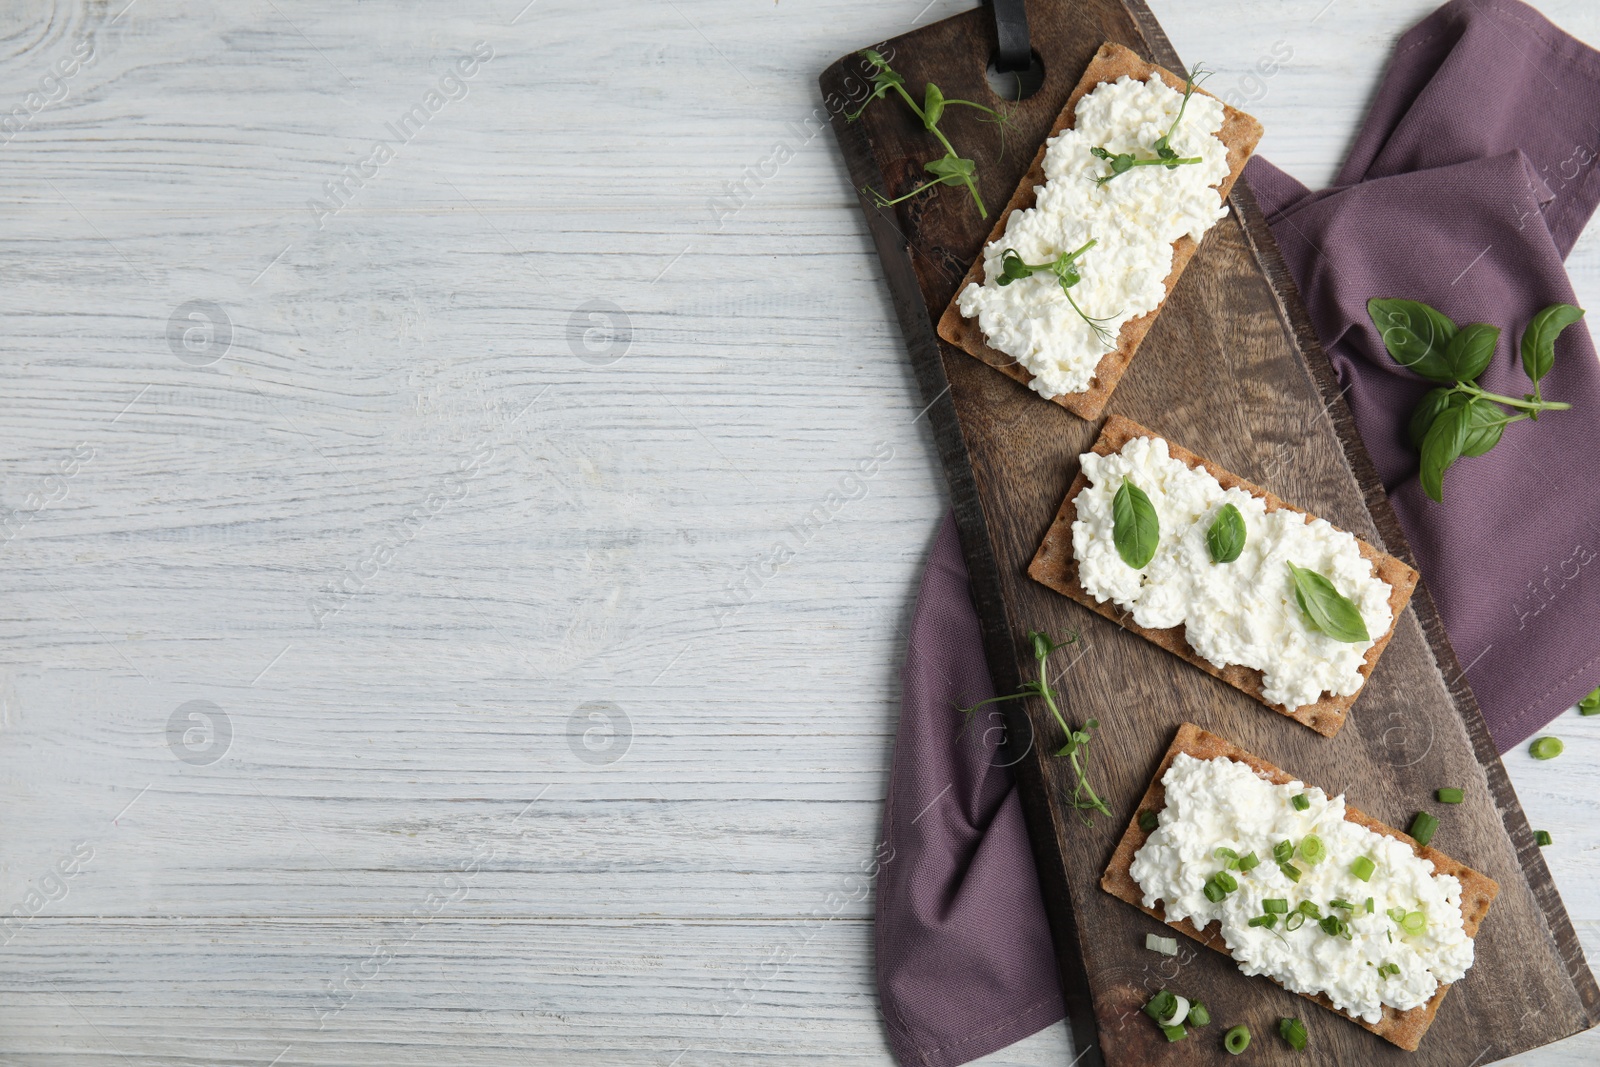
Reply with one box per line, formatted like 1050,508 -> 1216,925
1028,415 -> 1418,737
1103,723 -> 1498,1051
936,42 -> 1262,420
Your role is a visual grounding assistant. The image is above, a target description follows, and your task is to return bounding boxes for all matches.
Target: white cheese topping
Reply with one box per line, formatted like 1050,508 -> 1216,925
1071,435 -> 1393,710
956,75 -> 1231,399
1131,754 -> 1475,1023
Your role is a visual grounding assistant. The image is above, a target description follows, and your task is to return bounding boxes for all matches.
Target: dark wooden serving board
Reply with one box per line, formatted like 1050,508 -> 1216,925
820,2 -> 1600,1064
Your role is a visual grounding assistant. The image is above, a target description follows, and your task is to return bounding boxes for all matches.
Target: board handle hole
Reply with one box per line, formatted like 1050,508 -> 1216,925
986,49 -> 1045,101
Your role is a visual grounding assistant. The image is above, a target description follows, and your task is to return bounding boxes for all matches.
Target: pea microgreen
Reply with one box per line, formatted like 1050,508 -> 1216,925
847,50 -> 1016,219
1367,297 -> 1584,502
1089,64 -> 1211,185
995,240 -> 1118,347
957,629 -> 1111,822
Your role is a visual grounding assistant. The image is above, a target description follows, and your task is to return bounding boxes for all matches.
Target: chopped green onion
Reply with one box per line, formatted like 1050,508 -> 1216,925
1247,914 -> 1277,929
1409,812 -> 1439,847
1161,1023 -> 1188,1042
1146,933 -> 1178,956
1213,871 -> 1237,894
1535,829 -> 1553,847
1365,896 -> 1375,914
1214,846 -> 1238,863
1285,912 -> 1306,931
1318,915 -> 1342,936
1237,851 -> 1260,872
1272,840 -> 1294,864
1262,898 -> 1289,914
1401,910 -> 1427,936
1279,1016 -> 1308,1051
1144,989 -> 1177,1022
1224,1024 -> 1251,1054
1297,834 -> 1326,866
1329,898 -> 1355,911
1279,862 -> 1301,883
1579,686 -> 1600,715
1291,793 -> 1310,811
1188,1002 -> 1210,1027
1436,787 -> 1464,804
1138,810 -> 1159,833
1297,901 -> 1322,919
1387,907 -> 1408,924
1203,880 -> 1226,903
1530,736 -> 1564,760
1350,856 -> 1376,882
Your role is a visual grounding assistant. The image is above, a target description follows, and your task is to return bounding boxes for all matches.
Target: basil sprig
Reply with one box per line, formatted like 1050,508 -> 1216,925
1288,563 -> 1370,643
1113,480 -> 1160,569
1205,503 -> 1246,564
1367,297 -> 1583,502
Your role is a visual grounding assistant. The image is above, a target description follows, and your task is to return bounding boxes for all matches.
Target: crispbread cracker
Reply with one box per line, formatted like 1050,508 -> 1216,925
1029,415 -> 1418,736
1101,723 -> 1499,1051
936,42 -> 1263,419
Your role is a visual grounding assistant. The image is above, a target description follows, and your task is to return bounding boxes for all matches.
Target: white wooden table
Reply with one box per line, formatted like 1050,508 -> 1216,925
0,1 -> 1595,1063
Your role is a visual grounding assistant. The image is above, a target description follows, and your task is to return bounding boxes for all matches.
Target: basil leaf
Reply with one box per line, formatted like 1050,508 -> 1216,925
1205,503 -> 1246,564
1288,562 -> 1370,643
1112,480 -> 1160,569
1520,303 -> 1585,384
1367,298 -> 1459,383
1443,323 -> 1499,382
1408,388 -> 1460,448
1418,402 -> 1470,503
923,82 -> 945,129
1459,397 -> 1506,458
924,155 -> 976,185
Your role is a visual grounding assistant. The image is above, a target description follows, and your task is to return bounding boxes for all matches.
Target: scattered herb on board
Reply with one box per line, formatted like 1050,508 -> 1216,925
1278,1016 -> 1309,1051
1409,812 -> 1439,847
1366,297 -> 1585,502
956,630 -> 1112,822
1224,1024 -> 1251,1054
1579,686 -> 1600,715
1287,562 -> 1370,642
1437,787 -> 1464,804
846,50 -> 1015,218
1205,502 -> 1246,563
1090,64 -> 1212,185
1113,480 -> 1160,569
995,240 -> 1118,347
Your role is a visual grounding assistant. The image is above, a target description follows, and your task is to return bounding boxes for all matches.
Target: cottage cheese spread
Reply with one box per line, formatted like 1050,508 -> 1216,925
1072,435 -> 1393,710
956,75 -> 1231,399
1131,754 -> 1475,1023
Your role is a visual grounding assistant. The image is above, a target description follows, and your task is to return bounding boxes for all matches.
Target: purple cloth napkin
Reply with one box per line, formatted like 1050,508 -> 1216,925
876,3 -> 1600,1063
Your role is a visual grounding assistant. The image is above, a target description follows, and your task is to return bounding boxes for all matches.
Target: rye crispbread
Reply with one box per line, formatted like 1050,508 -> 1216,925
1101,723 -> 1499,1051
1028,415 -> 1419,736
935,42 -> 1263,420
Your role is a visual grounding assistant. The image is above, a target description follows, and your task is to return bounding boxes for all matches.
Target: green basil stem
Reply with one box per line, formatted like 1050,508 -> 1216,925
1457,380 -> 1570,413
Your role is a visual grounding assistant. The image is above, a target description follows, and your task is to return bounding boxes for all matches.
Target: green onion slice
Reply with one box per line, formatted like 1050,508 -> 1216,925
1138,810 -> 1159,832
1279,1016 -> 1308,1051
1144,989 -> 1177,1022
1291,793 -> 1311,811
1530,736 -> 1564,760
1273,839 -> 1294,864
1237,851 -> 1260,872
1279,862 -> 1301,883
1409,812 -> 1439,847
1284,912 -> 1306,931
1161,1023 -> 1188,1042
1146,933 -> 1178,956
1224,1024 -> 1251,1054
1436,787 -> 1464,804
1401,910 -> 1427,936
1247,914 -> 1277,929
1262,898 -> 1289,914
1535,829 -> 1553,847
1329,898 -> 1355,911
1365,896 -> 1375,914
1188,1002 -> 1210,1027
1350,856 -> 1376,882
1297,834 -> 1326,866
1297,901 -> 1322,919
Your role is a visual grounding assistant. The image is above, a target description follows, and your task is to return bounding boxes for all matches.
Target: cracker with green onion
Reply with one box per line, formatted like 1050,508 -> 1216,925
1102,723 -> 1499,1051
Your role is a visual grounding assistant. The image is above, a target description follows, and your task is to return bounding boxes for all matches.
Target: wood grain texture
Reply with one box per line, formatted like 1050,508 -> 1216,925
1028,414 -> 1419,737
822,0 -> 1600,1064
935,42 -> 1262,419
0,0 -> 1595,1064
1099,722 -> 1499,1053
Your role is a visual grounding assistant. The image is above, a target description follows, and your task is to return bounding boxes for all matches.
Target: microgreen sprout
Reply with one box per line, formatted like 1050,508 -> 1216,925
847,50 -> 1017,219
1090,64 -> 1211,185
995,240 -> 1118,348
958,629 -> 1112,823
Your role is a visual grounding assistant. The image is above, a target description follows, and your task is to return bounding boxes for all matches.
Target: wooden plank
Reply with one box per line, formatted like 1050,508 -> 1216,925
820,1 -> 1600,1062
